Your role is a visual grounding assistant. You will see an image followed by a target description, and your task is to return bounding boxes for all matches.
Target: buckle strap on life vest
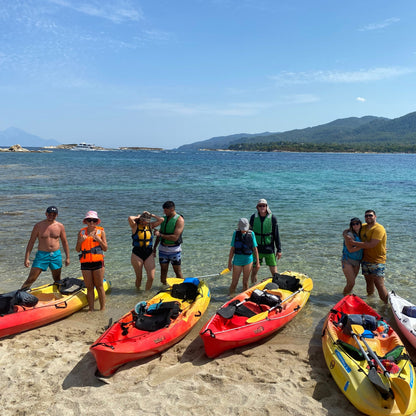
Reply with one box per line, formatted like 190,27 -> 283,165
79,246 -> 103,260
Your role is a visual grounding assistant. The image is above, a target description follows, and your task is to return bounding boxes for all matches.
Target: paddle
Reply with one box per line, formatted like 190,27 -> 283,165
191,268 -> 230,279
217,297 -> 249,319
245,277 -> 313,324
349,325 -> 391,396
352,324 -> 412,413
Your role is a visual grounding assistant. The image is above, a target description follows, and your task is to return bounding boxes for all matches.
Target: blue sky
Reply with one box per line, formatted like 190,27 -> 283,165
0,0 -> 415,149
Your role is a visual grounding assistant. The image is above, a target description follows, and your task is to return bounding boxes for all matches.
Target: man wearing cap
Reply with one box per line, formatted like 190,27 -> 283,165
21,206 -> 70,289
249,199 -> 282,284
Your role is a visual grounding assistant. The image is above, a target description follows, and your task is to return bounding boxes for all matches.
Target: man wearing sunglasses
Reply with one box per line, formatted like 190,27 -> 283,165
21,206 -> 70,289
347,209 -> 387,303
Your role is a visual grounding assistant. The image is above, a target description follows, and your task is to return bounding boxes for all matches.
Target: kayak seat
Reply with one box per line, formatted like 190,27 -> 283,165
56,277 -> 85,295
249,289 -> 281,308
135,301 -> 181,332
170,282 -> 199,302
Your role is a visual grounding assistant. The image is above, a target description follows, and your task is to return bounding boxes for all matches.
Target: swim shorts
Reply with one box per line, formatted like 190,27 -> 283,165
81,261 -> 104,271
159,251 -> 182,266
254,252 -> 277,267
132,246 -> 153,262
32,250 -> 62,271
362,261 -> 385,278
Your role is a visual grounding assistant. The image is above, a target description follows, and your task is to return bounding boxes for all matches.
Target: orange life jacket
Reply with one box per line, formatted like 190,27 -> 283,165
79,226 -> 104,263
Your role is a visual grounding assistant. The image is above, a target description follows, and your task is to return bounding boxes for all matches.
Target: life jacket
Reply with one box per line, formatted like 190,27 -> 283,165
132,224 -> 153,248
160,214 -> 183,246
79,227 -> 104,263
252,213 -> 273,252
234,230 -> 254,255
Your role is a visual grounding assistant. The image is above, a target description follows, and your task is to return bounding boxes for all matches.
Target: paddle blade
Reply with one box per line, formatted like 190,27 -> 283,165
302,278 -> 313,292
368,367 -> 391,397
220,268 -> 230,275
217,304 -> 237,319
391,376 -> 413,415
246,310 -> 268,323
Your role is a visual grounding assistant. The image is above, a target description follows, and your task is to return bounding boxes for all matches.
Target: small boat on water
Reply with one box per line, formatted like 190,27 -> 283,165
72,142 -> 96,150
0,277 -> 111,338
199,271 -> 312,358
322,294 -> 416,416
90,277 -> 211,377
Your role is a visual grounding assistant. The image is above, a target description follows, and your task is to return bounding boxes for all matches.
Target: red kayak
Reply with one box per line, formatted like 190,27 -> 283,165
90,277 -> 211,376
200,271 -> 312,358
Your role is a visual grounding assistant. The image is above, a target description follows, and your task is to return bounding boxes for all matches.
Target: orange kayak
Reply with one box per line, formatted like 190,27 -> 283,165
90,277 -> 211,377
0,277 -> 111,338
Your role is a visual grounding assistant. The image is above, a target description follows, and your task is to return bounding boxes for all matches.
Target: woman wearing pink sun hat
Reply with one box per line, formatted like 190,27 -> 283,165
76,210 -> 108,311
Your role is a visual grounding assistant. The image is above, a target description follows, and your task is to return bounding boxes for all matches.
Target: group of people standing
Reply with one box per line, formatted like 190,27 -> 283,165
21,201 -> 185,311
20,202 -> 388,312
341,209 -> 388,303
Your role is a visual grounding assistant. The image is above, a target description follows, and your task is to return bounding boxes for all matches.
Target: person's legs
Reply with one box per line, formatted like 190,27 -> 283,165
51,267 -> 62,282
131,252 -> 144,289
143,255 -> 156,290
373,275 -> 388,303
229,265 -> 242,295
82,269 -> 95,311
21,267 -> 43,289
160,262 -> 169,285
342,262 -> 359,295
92,268 -> 106,310
242,263 -> 253,291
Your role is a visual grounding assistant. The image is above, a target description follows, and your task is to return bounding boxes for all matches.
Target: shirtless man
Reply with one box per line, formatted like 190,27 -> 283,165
21,206 -> 70,289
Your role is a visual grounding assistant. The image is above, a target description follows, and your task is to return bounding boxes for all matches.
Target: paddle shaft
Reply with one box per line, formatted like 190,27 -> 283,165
359,335 -> 389,375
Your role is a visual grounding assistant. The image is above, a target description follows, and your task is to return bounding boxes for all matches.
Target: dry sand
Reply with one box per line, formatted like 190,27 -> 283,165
0,307 -> 370,416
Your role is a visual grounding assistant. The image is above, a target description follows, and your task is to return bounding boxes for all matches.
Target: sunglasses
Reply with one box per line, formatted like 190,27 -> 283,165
257,204 -> 267,207
365,214 -> 374,218
86,218 -> 99,223
351,222 -> 360,226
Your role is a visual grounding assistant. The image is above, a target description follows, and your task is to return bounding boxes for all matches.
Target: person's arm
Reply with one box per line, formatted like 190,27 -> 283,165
60,224 -> 70,266
24,224 -> 38,267
128,215 -> 139,229
228,247 -> 234,271
150,213 -> 164,229
350,239 -> 380,249
75,230 -> 86,252
155,216 -> 184,242
273,216 -> 282,259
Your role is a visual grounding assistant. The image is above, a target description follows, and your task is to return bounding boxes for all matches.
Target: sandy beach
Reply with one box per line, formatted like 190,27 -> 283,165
0,304 -> 369,416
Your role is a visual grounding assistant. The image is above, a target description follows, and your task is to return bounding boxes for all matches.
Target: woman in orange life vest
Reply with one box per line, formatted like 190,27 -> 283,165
75,210 -> 108,311
128,211 -> 163,290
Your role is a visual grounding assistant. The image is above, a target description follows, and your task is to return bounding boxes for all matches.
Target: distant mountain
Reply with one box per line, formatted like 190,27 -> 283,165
176,132 -> 277,151
0,127 -> 61,147
176,112 -> 416,151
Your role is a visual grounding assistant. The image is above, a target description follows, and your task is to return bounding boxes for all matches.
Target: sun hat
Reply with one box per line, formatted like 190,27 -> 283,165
238,218 -> 250,231
83,210 -> 101,224
46,206 -> 58,214
257,199 -> 271,214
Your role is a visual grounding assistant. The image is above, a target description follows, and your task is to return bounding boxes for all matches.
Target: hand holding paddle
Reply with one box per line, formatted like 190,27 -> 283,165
245,278 -> 313,323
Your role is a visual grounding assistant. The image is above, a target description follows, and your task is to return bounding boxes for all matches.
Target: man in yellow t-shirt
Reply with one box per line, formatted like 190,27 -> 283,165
349,210 -> 387,303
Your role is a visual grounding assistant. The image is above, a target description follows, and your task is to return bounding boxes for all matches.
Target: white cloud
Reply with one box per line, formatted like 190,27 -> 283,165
271,67 -> 415,85
358,17 -> 400,32
46,0 -> 143,23
356,97 -> 366,102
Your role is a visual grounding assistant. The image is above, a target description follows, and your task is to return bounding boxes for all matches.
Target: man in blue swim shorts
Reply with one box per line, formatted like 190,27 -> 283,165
21,206 -> 70,289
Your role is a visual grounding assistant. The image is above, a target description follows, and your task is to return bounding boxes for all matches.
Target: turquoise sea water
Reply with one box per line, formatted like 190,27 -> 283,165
1,149 -> 416,336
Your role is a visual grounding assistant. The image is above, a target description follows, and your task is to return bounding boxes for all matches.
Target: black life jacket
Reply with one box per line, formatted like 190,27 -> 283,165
234,230 -> 254,255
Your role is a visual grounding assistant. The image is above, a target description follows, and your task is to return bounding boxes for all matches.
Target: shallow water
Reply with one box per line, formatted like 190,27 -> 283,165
1,149 -> 416,336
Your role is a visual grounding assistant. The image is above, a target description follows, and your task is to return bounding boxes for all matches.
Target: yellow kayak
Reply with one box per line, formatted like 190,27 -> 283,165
322,294 -> 416,416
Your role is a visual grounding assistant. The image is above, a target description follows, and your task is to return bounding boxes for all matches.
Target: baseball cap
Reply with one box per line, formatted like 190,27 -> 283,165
46,206 -> 58,214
